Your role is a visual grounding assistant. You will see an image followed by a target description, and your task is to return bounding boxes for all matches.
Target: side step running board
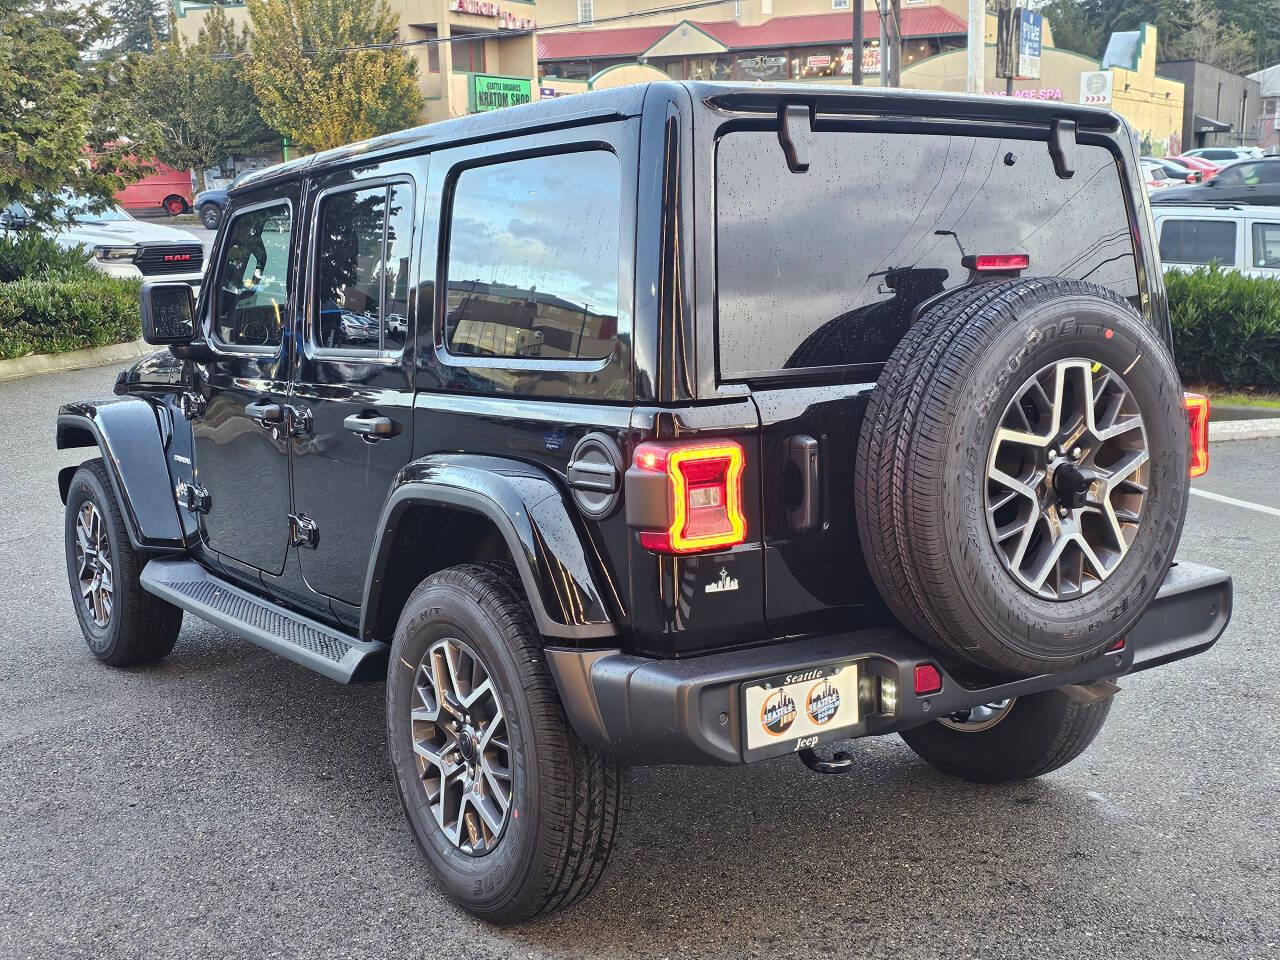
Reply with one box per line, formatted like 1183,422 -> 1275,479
140,558 -> 387,683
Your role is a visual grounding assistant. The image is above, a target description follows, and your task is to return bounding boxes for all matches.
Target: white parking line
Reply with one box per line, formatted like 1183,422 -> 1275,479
1190,487 -> 1280,518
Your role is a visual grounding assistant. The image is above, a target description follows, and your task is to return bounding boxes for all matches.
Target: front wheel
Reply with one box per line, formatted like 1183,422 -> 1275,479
899,688 -> 1113,783
64,459 -> 182,666
386,563 -> 623,923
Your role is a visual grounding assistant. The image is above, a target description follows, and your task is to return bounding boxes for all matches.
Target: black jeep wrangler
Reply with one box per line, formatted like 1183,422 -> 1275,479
57,84 -> 1230,923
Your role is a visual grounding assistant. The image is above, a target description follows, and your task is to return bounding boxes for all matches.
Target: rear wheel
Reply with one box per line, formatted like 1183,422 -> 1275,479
386,563 -> 622,924
855,277 -> 1190,676
900,688 -> 1113,783
64,459 -> 182,666
163,195 -> 188,216
199,203 -> 221,230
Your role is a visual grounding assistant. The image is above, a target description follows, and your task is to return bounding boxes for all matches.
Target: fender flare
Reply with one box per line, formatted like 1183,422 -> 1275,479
57,398 -> 185,552
361,454 -> 618,644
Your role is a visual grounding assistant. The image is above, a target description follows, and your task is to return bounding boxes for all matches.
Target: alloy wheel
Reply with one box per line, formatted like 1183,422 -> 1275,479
74,501 -> 113,628
984,358 -> 1149,601
410,637 -> 513,856
938,699 -> 1016,733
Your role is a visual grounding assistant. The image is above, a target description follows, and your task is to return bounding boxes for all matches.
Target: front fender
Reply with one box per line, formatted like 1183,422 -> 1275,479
361,454 -> 617,643
57,397 -> 185,552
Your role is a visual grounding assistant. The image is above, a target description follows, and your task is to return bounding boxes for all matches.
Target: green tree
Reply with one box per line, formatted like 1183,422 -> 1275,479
131,9 -> 280,191
106,0 -> 170,54
244,0 -> 423,153
1165,0 -> 1257,74
0,0 -> 145,224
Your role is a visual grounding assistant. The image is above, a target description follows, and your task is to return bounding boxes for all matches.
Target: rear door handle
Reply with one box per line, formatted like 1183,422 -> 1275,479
344,413 -> 402,439
245,400 -> 284,425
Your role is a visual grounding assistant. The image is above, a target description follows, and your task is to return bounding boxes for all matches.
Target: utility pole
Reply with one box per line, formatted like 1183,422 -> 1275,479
966,0 -> 985,94
877,0 -> 888,87
888,0 -> 901,87
852,0 -> 864,86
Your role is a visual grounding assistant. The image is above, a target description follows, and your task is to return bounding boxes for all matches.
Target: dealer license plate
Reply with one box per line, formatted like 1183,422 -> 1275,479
742,661 -> 859,752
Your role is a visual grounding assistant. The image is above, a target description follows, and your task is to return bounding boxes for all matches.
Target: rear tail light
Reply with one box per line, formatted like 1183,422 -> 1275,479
1184,392 -> 1209,478
628,440 -> 746,554
963,253 -> 1030,273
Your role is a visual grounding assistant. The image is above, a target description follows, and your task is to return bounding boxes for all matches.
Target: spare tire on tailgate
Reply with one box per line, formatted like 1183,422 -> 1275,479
854,277 -> 1189,676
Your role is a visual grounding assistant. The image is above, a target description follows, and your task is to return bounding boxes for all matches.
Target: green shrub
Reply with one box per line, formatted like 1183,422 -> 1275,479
1167,266 -> 1280,391
0,232 -> 92,283
0,271 -> 141,361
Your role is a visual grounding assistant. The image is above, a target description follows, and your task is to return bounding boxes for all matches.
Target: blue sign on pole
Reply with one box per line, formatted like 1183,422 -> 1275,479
1017,9 -> 1043,80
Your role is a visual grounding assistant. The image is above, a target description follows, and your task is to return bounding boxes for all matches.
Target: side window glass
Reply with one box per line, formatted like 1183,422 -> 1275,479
214,203 -> 292,348
1216,165 -> 1244,186
384,185 -> 413,352
314,183 -> 415,352
1251,222 -> 1280,267
316,187 -> 387,350
444,151 -> 620,360
1159,219 -> 1236,265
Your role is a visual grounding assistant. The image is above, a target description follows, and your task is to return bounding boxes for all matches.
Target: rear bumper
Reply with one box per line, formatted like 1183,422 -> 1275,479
547,561 -> 1231,765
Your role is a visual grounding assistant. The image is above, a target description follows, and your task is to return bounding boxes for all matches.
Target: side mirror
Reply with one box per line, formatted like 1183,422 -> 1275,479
140,281 -> 196,345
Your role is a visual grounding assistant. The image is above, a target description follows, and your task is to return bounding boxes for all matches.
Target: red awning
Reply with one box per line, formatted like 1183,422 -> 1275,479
537,7 -> 967,61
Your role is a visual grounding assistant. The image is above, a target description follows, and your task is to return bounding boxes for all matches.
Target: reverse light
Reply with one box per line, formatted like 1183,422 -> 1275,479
913,663 -> 943,696
629,440 -> 746,554
878,676 -> 898,715
1184,392 -> 1209,478
963,253 -> 1030,273
92,245 -> 138,262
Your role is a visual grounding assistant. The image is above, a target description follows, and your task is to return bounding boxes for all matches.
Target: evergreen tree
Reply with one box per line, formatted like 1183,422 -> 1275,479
107,0 -> 170,54
130,9 -> 280,190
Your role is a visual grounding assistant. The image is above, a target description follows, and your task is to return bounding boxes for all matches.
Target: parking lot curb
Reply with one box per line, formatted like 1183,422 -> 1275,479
1209,418 -> 1280,442
0,340 -> 150,383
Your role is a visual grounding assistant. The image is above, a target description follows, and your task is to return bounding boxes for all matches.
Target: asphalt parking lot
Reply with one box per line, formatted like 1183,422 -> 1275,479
0,364 -> 1276,960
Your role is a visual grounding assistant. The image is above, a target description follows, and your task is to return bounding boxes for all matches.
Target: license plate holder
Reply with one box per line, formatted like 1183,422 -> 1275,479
741,661 -> 860,759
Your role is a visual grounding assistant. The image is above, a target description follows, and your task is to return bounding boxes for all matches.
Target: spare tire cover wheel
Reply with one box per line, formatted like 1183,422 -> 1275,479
855,278 -> 1189,676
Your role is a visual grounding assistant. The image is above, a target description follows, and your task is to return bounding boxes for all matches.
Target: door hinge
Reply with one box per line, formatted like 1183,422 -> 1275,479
175,480 -> 211,514
285,405 -> 312,438
180,391 -> 205,420
289,513 -> 319,549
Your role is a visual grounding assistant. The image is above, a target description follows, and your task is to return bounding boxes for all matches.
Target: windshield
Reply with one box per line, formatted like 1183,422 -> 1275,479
55,196 -> 133,223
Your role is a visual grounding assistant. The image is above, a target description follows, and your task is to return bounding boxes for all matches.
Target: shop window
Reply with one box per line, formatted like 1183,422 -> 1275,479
451,35 -> 485,73
736,50 -> 789,81
445,151 -> 620,361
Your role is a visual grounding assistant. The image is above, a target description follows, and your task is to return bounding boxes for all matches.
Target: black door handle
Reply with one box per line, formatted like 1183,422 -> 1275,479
344,413 -> 402,438
245,400 -> 284,424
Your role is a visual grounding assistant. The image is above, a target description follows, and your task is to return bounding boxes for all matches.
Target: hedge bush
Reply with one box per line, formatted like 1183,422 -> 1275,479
0,271 -> 141,361
1166,266 -> 1280,391
0,232 -> 92,283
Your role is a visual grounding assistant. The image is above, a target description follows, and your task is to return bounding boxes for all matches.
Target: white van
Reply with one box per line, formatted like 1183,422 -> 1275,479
1152,204 -> 1280,277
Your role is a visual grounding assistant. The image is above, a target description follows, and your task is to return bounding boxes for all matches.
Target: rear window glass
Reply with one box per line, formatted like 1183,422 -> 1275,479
715,130 -> 1140,378
1159,219 -> 1236,265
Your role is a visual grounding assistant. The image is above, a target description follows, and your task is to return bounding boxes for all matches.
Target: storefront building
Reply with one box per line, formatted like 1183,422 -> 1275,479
1158,59 -> 1261,151
537,5 -> 969,86
172,0 -> 542,126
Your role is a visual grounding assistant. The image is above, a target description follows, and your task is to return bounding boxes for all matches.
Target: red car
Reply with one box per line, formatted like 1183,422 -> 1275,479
1174,155 -> 1224,180
114,162 -> 193,216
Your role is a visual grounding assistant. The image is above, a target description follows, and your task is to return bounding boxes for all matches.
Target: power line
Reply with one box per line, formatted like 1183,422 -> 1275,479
207,0 -> 740,60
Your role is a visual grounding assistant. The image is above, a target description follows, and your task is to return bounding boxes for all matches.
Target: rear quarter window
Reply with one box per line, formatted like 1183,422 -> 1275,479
715,129 -> 1140,379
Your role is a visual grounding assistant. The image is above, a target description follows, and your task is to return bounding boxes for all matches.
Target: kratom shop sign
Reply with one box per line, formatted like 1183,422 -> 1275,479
470,74 -> 533,112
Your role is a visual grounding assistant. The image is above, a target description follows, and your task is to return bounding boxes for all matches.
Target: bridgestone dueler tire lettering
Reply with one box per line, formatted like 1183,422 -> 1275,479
386,562 -> 623,924
854,278 -> 1190,675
